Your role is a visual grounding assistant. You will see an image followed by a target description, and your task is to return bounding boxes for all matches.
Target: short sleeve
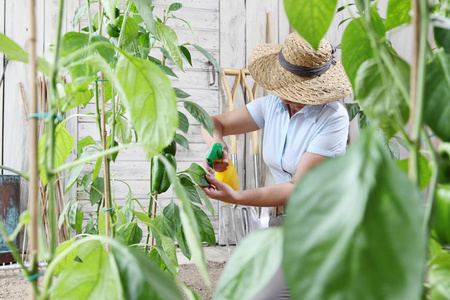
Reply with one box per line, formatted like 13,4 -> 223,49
246,95 -> 272,129
307,113 -> 349,157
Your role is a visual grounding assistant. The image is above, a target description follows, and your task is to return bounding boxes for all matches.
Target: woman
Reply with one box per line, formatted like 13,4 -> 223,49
200,32 -> 352,299
201,32 -> 352,211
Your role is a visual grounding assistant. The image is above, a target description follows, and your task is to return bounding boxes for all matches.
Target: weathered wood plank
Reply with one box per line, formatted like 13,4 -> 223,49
153,0 -> 218,11
3,0 -> 30,176
218,0 -> 247,245
152,6 -> 219,31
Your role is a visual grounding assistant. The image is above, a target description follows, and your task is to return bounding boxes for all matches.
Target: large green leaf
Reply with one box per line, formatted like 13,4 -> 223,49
183,163 -> 209,186
116,223 -> 143,246
395,154 -> 432,190
183,100 -> 214,137
162,200 -> 182,240
111,241 -> 183,300
53,238 -> 77,277
116,54 -> 178,156
283,0 -> 337,50
214,228 -> 283,300
133,0 -> 156,36
385,0 -> 411,31
0,33 -> 50,75
119,16 -> 139,48
342,18 -> 374,87
179,174 -> 202,205
190,44 -> 223,75
38,121 -> 74,186
192,204 -> 215,246
90,177 -> 104,206
355,56 -> 410,138
429,245 -> 450,300
283,129 -> 426,300
424,51 -> 450,142
156,22 -> 184,70
51,241 -> 123,300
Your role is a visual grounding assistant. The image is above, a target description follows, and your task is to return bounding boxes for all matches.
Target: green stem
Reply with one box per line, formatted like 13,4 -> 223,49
0,220 -> 40,296
46,0 -> 65,261
53,143 -> 139,174
116,2 -> 132,51
422,127 -> 439,230
94,82 -> 103,145
0,166 -> 28,180
146,159 -> 154,253
86,0 -> 94,37
409,0 -> 429,185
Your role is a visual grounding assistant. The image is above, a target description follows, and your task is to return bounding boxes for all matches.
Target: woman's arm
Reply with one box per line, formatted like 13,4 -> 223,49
201,152 -> 328,206
201,106 -> 260,173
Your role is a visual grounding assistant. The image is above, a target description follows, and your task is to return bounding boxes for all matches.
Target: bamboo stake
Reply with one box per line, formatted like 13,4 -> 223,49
27,0 -> 39,296
98,0 -> 112,252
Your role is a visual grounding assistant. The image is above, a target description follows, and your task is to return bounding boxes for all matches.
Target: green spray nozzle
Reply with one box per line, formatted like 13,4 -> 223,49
206,143 -> 223,168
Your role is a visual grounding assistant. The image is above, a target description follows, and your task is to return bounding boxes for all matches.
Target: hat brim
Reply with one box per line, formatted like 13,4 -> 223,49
248,43 -> 352,105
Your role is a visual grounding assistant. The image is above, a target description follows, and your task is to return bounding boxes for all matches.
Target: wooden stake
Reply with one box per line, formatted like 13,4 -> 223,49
98,0 -> 112,252
27,0 -> 39,296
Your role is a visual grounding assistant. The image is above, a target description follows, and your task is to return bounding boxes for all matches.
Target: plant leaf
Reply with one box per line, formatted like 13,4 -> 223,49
183,100 -> 214,136
341,18 -> 375,87
191,44 -> 223,75
283,128 -> 426,300
195,186 -> 215,219
179,174 -> 202,205
38,121 -> 74,186
73,3 -> 88,29
156,22 -> 183,70
110,241 -> 183,300
385,0 -> 411,31
174,88 -> 191,99
192,204 -> 215,246
168,2 -> 182,13
283,0 -> 338,50
345,103 -> 360,122
177,111 -> 189,133
119,16 -> 139,48
90,177 -> 104,206
424,51 -> 450,142
214,228 -> 283,300
54,238 -> 77,277
116,53 -> 178,156
51,240 -> 122,300
133,0 -> 157,36
184,163 -> 209,186
355,56 -> 410,138
395,154 -> 432,190
116,222 -> 143,246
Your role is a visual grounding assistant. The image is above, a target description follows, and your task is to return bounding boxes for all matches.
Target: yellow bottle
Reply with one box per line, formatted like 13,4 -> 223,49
206,143 -> 240,191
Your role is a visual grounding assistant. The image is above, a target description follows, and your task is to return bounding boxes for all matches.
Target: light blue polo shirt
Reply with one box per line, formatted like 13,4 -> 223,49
246,95 -> 349,184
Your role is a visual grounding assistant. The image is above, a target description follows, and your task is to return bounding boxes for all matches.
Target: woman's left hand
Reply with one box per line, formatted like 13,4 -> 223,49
201,175 -> 238,204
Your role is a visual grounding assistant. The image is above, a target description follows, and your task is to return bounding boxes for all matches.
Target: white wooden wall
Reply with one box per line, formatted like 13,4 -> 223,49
1,0 -> 419,245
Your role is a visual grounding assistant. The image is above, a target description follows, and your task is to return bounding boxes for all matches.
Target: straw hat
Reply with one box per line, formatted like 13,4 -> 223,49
248,32 -> 352,105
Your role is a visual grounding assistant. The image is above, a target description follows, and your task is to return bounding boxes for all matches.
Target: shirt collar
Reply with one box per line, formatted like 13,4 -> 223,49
278,101 -> 324,123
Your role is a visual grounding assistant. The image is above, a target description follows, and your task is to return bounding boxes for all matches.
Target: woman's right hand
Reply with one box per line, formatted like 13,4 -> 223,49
203,142 -> 229,174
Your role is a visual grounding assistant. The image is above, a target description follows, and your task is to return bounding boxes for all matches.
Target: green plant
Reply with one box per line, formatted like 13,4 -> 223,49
214,0 -> 450,299
0,0 -> 221,298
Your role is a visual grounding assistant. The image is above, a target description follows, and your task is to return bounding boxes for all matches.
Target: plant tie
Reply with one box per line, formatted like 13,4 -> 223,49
102,207 -> 115,214
19,271 -> 44,281
28,111 -> 63,122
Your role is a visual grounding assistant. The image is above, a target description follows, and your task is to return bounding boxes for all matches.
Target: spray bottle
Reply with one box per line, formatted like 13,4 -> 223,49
206,143 -> 240,191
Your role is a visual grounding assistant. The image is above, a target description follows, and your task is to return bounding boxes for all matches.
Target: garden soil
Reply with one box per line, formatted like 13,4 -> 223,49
0,246 -> 233,300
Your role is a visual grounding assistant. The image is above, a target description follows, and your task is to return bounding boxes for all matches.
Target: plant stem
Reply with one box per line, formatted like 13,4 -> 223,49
0,165 -> 28,180
0,220 -> 40,296
422,127 -> 439,230
46,0 -> 65,262
54,143 -> 139,173
86,0 -> 94,37
116,2 -> 132,52
409,0 -> 429,184
28,0 -> 39,296
146,159 -> 154,253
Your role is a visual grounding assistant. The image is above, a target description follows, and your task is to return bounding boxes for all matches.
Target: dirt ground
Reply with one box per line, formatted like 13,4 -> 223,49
0,261 -> 225,300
